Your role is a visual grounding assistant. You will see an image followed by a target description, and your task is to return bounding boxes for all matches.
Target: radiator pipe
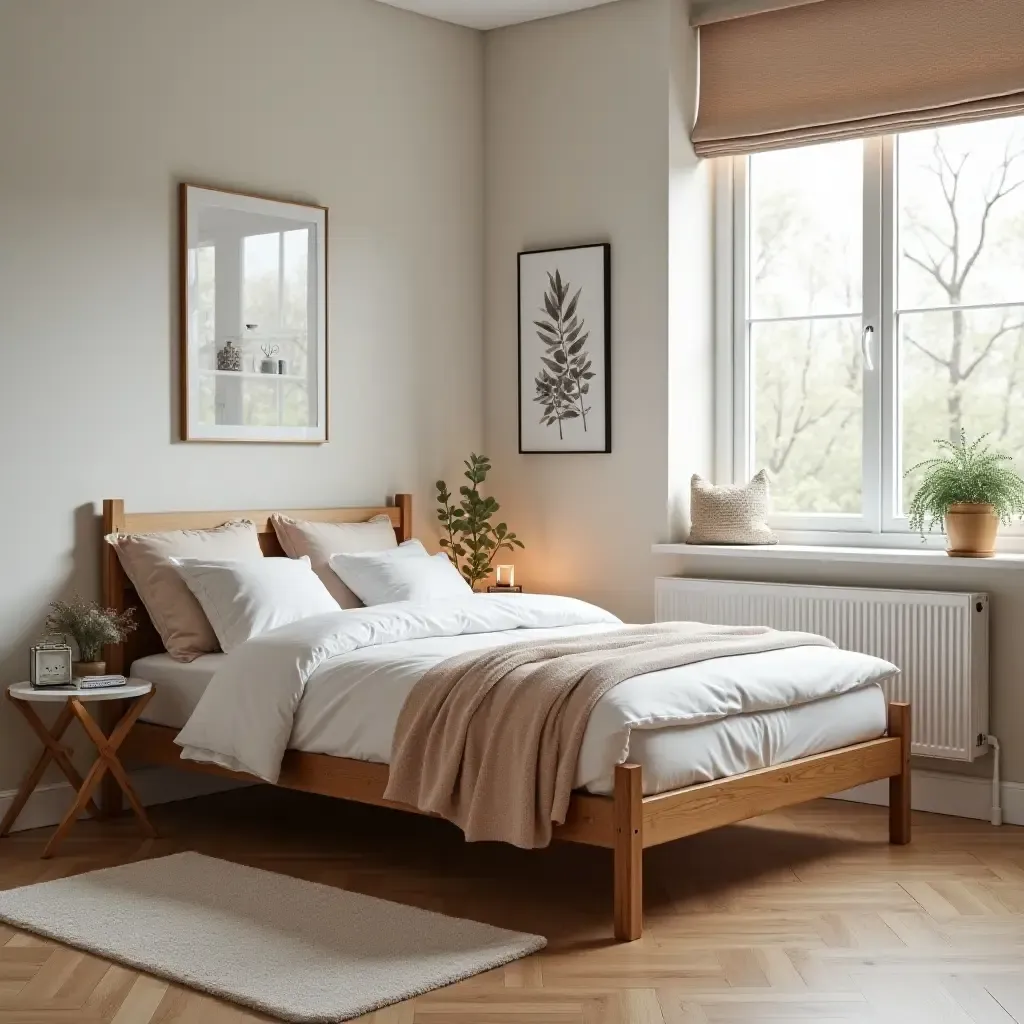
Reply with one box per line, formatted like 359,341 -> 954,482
987,734 -> 1003,827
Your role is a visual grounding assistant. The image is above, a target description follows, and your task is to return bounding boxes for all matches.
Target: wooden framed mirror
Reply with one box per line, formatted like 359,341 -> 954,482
180,184 -> 328,443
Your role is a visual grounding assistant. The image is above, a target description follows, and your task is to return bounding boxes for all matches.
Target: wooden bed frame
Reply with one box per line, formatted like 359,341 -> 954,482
101,495 -> 911,942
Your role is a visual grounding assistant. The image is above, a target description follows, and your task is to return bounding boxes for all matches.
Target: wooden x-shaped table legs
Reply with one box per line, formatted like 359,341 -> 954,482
1,688 -> 157,858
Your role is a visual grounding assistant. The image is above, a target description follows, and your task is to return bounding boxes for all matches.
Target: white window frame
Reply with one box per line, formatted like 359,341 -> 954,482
243,230 -> 286,335
716,131 -> 1024,548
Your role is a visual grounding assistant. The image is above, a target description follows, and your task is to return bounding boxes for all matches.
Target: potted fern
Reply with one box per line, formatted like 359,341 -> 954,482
46,596 -> 136,677
905,431 -> 1024,557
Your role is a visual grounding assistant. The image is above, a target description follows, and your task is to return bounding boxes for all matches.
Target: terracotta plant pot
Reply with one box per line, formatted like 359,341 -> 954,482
944,503 -> 998,557
72,660 -> 106,679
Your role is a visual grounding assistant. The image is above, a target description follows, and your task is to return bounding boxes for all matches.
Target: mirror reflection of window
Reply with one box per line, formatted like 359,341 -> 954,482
195,245 -> 216,369
182,185 -> 326,443
200,217 -> 315,427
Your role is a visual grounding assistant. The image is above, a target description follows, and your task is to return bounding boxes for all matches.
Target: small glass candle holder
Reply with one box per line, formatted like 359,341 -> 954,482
495,564 -> 515,588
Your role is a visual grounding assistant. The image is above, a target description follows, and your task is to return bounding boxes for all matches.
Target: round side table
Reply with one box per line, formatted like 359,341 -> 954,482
0,681 -> 157,858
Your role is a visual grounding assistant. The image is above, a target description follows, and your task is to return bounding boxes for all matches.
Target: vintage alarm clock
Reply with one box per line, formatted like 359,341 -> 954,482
29,638 -> 74,688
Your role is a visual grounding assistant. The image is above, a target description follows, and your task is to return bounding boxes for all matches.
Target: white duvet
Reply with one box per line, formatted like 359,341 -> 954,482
175,594 -> 899,787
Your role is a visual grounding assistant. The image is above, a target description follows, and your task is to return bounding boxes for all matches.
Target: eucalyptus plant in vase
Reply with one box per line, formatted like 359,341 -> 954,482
905,430 -> 1024,556
436,454 -> 524,590
46,596 -> 136,677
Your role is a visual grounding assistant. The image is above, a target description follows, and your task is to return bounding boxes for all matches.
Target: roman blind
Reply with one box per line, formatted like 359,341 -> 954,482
692,0 -> 1024,157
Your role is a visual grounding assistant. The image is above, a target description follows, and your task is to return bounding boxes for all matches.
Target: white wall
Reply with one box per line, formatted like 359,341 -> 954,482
0,0 -> 484,788
667,0 -> 715,537
484,0 -> 712,623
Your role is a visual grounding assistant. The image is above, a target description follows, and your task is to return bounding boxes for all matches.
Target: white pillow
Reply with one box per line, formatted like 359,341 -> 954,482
170,556 -> 340,652
269,513 -> 398,608
329,544 -> 473,605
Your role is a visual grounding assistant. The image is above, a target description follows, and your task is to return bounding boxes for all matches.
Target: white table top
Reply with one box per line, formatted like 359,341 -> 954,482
8,680 -> 153,703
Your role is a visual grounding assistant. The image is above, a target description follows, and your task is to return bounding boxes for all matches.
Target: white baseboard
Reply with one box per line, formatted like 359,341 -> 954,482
0,782 -> 89,834
0,769 -> 251,834
830,768 -> 1024,826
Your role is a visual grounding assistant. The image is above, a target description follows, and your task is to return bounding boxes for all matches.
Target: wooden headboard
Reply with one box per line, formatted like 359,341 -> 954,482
101,494 -> 413,674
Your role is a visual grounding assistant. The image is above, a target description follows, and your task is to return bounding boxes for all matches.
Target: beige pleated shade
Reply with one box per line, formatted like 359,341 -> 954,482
693,0 -> 1024,157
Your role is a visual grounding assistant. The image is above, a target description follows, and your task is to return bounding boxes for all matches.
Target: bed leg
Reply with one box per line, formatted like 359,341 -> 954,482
888,702 -> 911,845
613,763 -> 643,941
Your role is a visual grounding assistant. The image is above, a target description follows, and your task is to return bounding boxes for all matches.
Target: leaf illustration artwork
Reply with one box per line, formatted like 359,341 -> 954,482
532,269 -> 596,439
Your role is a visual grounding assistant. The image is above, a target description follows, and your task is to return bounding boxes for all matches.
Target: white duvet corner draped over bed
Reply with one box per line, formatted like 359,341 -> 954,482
175,595 -> 620,781
173,594 -> 899,814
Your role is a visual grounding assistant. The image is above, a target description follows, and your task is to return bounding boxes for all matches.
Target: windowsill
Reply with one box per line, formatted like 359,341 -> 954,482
652,542 -> 1024,570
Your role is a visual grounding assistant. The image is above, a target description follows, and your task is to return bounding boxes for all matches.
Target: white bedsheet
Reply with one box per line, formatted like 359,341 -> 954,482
133,653 -> 226,730
140,595 -> 897,796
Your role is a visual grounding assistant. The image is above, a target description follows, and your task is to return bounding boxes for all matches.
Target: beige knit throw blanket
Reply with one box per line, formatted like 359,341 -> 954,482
383,623 -> 835,848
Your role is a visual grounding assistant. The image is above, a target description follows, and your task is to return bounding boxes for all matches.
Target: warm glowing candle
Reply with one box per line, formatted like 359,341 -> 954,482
495,564 -> 515,587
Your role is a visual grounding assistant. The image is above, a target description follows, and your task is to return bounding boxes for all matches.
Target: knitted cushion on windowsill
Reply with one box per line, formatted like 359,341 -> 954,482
687,470 -> 778,545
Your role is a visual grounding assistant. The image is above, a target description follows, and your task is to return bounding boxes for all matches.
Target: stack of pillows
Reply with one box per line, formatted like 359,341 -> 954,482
106,515 -> 471,662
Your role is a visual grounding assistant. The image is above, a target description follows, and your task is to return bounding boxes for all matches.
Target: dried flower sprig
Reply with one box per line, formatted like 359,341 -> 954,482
46,596 -> 136,662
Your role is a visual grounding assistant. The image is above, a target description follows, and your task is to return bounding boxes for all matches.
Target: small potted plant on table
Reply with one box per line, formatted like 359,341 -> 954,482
436,453 -> 524,590
46,596 -> 136,678
906,431 -> 1024,557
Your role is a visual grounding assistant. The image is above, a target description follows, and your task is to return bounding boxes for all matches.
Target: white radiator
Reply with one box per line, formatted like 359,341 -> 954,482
655,578 -> 990,762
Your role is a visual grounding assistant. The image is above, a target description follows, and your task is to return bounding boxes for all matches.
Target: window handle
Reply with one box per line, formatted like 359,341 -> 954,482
861,324 -> 876,372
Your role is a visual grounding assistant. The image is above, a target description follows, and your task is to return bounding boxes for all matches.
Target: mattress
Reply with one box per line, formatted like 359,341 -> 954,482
133,653 -> 226,731
131,650 -> 888,797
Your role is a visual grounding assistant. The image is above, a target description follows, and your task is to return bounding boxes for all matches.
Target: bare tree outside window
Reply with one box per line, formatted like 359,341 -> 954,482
744,117 -> 1024,523
749,141 -> 863,514
899,119 -> 1024,509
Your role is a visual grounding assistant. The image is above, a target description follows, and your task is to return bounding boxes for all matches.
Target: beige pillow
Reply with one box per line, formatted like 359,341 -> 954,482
688,471 -> 778,545
270,514 -> 398,608
105,520 -> 264,661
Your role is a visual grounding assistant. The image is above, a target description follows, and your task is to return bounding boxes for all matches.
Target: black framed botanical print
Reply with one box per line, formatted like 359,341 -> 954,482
518,243 -> 611,454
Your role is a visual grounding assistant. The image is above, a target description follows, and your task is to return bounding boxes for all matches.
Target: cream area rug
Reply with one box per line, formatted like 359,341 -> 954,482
0,852 -> 545,1022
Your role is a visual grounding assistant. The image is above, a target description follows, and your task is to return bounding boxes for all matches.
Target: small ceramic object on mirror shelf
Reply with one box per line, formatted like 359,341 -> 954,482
278,358 -> 288,375
259,342 -> 280,374
216,340 -> 242,372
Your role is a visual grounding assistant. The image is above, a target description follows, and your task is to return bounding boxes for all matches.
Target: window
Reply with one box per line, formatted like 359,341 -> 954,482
727,115 -> 1024,537
242,229 -> 310,338
239,228 -> 312,428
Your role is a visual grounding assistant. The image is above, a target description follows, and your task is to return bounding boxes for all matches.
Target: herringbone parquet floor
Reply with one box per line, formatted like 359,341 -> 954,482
0,786 -> 1021,1023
